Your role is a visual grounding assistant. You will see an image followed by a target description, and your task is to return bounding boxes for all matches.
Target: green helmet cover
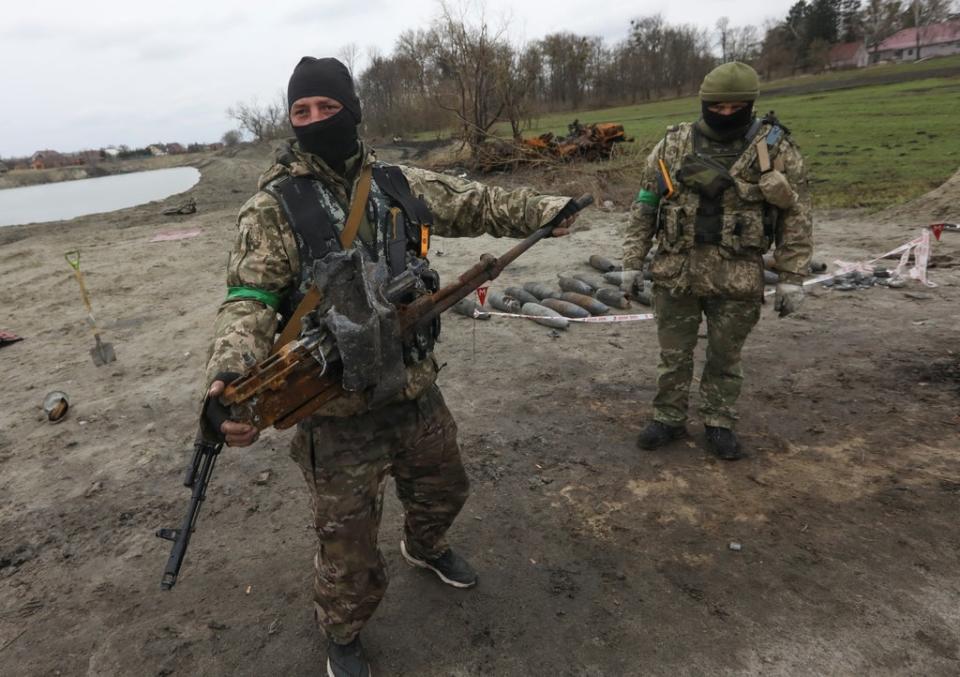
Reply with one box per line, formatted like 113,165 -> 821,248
699,62 -> 760,102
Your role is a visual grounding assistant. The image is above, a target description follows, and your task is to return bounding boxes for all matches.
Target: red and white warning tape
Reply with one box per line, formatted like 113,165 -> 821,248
476,309 -> 655,323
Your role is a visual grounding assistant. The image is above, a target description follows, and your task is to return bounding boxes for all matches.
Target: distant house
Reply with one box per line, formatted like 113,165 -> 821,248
76,150 -> 101,165
872,20 -> 960,63
206,142 -> 225,151
103,147 -> 121,159
828,42 -> 868,69
165,142 -> 186,154
31,150 -> 65,170
148,145 -> 168,157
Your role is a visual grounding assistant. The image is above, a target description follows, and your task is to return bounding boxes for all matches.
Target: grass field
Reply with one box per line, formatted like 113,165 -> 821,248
426,56 -> 960,209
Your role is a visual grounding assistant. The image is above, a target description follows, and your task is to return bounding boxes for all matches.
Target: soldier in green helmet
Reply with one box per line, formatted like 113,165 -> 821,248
622,61 -> 813,460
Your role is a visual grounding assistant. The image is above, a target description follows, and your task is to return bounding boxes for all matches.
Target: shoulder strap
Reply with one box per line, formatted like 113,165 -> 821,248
371,164 -> 434,227
272,285 -> 322,351
339,164 -> 373,249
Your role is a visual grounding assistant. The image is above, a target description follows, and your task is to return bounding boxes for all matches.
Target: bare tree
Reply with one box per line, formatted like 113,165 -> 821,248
716,17 -> 732,61
428,1 -> 512,152
226,91 -> 287,142
337,42 -> 361,75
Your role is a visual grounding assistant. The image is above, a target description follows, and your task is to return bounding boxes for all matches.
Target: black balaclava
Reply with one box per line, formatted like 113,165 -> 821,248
701,101 -> 754,138
287,57 -> 362,172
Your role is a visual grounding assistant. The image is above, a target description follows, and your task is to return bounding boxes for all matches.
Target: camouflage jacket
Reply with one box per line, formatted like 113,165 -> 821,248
623,119 -> 813,299
204,141 -> 569,416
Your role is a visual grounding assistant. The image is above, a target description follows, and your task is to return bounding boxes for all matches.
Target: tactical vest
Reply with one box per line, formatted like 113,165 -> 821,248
263,163 -> 441,365
654,114 -> 790,261
676,118 -> 760,246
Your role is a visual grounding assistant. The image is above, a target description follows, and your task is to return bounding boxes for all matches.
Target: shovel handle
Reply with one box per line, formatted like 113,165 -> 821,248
65,250 -> 94,313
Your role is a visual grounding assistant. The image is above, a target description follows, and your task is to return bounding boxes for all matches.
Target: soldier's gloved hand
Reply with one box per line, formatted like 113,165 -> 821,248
620,270 -> 643,299
758,170 -> 797,209
204,372 -> 259,447
774,282 -> 804,318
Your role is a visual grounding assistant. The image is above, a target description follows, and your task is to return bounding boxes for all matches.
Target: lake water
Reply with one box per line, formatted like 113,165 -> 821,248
0,167 -> 201,227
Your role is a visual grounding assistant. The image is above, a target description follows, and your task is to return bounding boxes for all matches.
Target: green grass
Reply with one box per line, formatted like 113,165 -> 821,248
417,56 -> 960,209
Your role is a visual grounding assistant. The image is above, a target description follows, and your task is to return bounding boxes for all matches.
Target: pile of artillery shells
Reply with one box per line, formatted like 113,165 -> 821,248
820,268 -> 904,291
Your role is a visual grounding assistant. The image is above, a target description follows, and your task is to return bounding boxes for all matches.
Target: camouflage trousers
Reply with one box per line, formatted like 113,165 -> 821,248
290,384 -> 469,645
651,286 -> 761,429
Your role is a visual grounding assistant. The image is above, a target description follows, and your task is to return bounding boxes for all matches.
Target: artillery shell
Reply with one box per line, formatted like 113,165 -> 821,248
521,302 -> 569,330
763,270 -> 779,285
559,292 -> 610,316
603,271 -> 627,285
505,286 -> 539,306
540,298 -> 591,319
594,287 -> 631,310
809,260 -> 828,274
572,272 -> 608,290
523,282 -> 561,300
487,290 -> 522,314
452,298 -> 490,320
588,254 -> 620,273
558,276 -> 594,295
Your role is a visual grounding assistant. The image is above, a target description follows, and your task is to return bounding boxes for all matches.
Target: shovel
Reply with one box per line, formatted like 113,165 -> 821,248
65,250 -> 116,366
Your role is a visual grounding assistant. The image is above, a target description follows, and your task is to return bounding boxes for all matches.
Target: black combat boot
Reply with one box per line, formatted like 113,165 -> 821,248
400,540 -> 478,589
704,426 -> 743,460
327,636 -> 371,677
636,420 -> 688,450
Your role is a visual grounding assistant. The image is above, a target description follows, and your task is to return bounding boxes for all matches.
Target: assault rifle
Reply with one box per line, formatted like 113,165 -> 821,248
220,193 -> 593,431
155,193 -> 591,589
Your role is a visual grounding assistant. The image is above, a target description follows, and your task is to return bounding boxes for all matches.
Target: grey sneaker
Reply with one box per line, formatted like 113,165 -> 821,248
400,540 -> 478,589
326,637 -> 371,677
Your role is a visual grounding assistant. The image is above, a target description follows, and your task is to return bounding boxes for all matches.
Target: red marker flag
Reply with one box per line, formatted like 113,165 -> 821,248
475,286 -> 489,306
930,224 -> 945,241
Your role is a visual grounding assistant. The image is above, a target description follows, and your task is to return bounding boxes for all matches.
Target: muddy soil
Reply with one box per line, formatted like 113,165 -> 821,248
1,145 -> 958,677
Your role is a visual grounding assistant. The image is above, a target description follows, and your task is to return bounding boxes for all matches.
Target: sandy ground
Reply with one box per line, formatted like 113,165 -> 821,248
1,144 -> 959,677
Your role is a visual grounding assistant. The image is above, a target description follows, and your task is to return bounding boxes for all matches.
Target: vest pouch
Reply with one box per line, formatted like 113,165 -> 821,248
677,153 -> 735,199
657,204 -> 690,253
721,205 -> 767,253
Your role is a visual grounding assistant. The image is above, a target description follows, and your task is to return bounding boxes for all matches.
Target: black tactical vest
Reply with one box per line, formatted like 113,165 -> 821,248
264,163 -> 441,365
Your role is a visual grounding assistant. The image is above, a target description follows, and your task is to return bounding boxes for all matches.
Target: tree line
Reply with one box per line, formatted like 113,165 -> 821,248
226,0 -> 957,153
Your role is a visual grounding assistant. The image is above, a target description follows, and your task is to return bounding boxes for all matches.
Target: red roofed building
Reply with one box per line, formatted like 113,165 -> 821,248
828,42 -> 868,69
872,20 -> 960,63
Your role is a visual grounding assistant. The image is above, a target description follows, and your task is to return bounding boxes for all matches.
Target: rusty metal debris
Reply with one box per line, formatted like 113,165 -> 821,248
478,120 -> 632,172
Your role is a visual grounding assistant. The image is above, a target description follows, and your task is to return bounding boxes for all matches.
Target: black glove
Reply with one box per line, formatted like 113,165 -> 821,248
200,371 -> 241,444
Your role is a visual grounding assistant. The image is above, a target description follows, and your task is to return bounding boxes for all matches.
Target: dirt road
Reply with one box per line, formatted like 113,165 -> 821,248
1,146 -> 958,676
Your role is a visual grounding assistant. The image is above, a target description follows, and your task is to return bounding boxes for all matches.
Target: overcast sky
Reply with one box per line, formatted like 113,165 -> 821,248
0,0 -> 798,157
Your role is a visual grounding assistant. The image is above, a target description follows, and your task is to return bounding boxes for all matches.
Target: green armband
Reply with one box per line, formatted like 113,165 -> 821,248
635,189 -> 660,207
225,286 -> 282,310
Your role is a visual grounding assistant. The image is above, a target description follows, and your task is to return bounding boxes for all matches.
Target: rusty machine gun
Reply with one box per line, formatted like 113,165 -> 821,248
221,193 -> 593,430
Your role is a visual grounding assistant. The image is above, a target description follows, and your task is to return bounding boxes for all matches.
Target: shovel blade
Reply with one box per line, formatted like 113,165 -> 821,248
91,341 -> 116,366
